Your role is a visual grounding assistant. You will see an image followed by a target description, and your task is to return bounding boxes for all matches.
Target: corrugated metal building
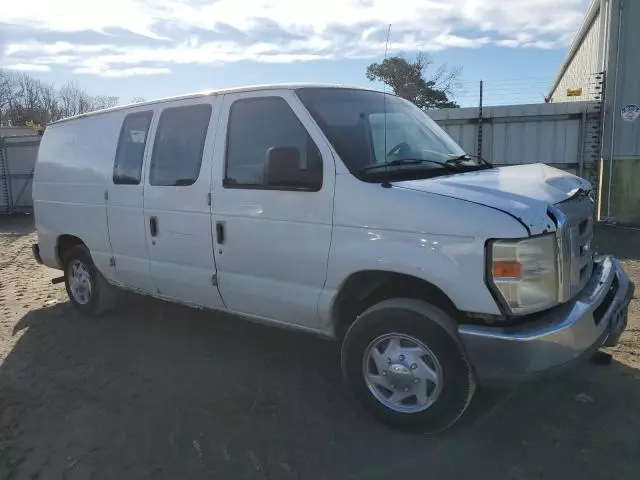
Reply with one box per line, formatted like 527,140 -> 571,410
548,0 -> 640,224
0,127 -> 37,137
548,1 -> 607,103
0,133 -> 40,214
429,102 -> 600,178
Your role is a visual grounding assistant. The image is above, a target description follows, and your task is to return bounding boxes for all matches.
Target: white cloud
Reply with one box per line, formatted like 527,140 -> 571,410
6,42 -> 115,56
5,63 -> 51,72
1,0 -> 167,39
73,66 -> 172,77
434,33 -> 492,48
1,0 -> 590,76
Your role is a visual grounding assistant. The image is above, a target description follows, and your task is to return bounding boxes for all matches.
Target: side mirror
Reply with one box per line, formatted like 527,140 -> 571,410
264,146 -> 302,187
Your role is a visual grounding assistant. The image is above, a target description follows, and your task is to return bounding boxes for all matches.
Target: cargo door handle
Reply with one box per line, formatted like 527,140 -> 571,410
216,222 -> 225,244
149,216 -> 158,237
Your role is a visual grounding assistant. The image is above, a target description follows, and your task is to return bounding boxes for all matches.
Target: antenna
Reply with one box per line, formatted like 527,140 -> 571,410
382,23 -> 392,188
477,79 -> 483,160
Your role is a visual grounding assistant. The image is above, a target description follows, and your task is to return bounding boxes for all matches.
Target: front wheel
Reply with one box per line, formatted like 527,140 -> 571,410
341,299 -> 476,433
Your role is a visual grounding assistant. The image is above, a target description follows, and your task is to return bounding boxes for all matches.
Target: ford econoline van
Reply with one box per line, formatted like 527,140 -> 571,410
32,85 -> 634,432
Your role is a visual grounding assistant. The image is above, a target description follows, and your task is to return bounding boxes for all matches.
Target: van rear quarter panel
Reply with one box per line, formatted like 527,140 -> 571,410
34,112 -> 126,276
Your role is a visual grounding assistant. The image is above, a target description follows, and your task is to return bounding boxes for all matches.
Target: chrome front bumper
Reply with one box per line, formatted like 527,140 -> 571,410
459,256 -> 634,383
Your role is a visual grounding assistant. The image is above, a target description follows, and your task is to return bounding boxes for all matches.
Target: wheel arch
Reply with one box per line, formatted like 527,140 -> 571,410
56,234 -> 87,267
331,270 -> 460,339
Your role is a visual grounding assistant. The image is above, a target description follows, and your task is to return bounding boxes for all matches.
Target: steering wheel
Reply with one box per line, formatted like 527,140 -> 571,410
387,142 -> 411,157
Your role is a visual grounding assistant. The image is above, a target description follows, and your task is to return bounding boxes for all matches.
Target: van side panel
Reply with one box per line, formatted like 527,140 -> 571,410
316,174 -> 530,328
33,113 -> 124,279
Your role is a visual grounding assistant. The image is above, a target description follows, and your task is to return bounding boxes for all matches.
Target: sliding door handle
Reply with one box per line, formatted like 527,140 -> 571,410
149,216 -> 159,237
215,222 -> 225,244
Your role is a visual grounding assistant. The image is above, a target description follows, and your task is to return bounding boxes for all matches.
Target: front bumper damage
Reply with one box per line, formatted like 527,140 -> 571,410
459,256 -> 634,382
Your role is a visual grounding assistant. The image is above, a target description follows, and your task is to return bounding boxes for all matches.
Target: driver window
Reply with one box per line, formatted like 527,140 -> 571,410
224,96 -> 323,191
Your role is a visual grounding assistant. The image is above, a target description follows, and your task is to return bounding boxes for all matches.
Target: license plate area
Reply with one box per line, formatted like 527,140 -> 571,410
593,277 -> 619,326
604,287 -> 632,347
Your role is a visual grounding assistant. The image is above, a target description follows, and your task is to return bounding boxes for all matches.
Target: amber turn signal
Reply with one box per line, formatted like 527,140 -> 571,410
492,261 -> 522,279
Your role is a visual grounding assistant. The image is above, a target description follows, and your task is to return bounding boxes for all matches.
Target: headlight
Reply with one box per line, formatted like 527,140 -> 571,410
488,234 -> 558,315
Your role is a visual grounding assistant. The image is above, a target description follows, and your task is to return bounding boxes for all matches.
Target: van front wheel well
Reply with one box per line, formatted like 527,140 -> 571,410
332,271 -> 459,339
56,235 -> 86,267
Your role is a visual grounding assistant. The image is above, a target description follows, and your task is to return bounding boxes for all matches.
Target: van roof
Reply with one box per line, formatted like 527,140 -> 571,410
50,83 -> 385,125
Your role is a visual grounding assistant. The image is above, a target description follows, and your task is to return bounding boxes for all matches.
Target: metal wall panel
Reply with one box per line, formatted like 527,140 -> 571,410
0,135 -> 40,214
609,0 -> 640,159
0,144 -> 8,214
0,127 -> 37,137
598,0 -> 640,224
429,102 -> 599,170
608,158 -> 640,224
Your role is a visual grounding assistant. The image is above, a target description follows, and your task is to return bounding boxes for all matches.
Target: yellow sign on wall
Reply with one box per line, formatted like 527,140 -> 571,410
567,88 -> 583,97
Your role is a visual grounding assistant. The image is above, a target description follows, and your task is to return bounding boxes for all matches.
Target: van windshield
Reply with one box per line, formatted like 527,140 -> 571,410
296,88 -> 488,182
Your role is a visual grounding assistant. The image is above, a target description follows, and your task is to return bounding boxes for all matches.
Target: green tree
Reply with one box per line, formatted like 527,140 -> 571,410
366,52 -> 460,109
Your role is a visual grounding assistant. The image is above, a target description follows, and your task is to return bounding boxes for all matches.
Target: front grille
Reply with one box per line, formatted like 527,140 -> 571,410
552,191 -> 595,301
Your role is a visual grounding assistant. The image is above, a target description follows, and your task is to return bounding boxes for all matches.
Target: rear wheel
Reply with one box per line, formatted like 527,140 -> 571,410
63,245 -> 122,316
341,299 -> 475,433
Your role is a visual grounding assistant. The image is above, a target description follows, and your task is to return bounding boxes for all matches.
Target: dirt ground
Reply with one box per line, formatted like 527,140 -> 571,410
1,215 -> 639,480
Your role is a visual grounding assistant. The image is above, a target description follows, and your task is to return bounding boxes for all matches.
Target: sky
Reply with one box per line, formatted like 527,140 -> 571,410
0,0 -> 592,107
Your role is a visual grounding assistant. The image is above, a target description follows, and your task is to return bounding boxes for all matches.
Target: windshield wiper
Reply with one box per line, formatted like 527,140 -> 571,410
447,153 -> 492,168
360,158 -> 458,173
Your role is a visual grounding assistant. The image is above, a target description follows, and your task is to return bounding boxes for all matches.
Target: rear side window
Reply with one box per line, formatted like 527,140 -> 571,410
149,104 -> 212,186
225,97 -> 322,191
113,111 -> 153,185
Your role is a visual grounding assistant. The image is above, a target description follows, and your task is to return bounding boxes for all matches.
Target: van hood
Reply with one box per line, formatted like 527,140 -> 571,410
393,163 -> 591,235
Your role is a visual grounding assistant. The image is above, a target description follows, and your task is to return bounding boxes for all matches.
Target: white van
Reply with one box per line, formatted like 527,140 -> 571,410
32,84 -> 634,432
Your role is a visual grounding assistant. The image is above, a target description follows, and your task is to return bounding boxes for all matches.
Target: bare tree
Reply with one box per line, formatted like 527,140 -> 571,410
78,92 -> 93,115
40,82 -> 60,124
16,73 -> 43,110
11,73 -> 46,125
0,69 -> 121,126
91,95 -> 120,111
131,97 -> 147,103
58,81 -> 93,118
0,70 -> 20,125
429,61 -> 463,98
57,82 -> 76,119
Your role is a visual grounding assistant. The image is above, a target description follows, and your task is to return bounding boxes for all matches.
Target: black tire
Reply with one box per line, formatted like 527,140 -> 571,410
63,245 -> 122,316
341,298 -> 475,433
